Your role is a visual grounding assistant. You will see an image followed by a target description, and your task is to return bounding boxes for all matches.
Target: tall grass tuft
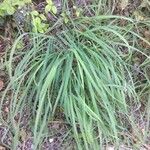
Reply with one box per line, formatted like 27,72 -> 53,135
1,15 -> 150,149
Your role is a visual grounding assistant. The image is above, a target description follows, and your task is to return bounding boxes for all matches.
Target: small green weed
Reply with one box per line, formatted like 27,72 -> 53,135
31,10 -> 49,33
45,0 -> 57,15
0,0 -> 31,16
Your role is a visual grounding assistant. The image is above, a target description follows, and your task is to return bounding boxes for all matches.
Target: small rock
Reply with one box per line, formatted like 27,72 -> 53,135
49,138 -> 54,143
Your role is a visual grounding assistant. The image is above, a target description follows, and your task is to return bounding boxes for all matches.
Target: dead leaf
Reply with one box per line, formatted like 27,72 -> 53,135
140,0 -> 150,8
144,30 -> 150,39
139,29 -> 150,48
0,145 -> 6,150
143,144 -> 150,149
4,107 -> 9,113
20,129 -> 28,141
133,10 -> 145,21
119,0 -> 129,10
0,80 -> 4,91
106,145 -> 115,150
120,144 -> 133,150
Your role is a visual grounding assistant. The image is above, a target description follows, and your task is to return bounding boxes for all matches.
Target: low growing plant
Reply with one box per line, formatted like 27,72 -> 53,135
31,10 -> 49,33
0,0 -> 31,16
45,0 -> 57,15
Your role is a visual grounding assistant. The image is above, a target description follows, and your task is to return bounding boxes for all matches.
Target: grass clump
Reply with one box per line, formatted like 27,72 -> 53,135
1,15 -> 150,149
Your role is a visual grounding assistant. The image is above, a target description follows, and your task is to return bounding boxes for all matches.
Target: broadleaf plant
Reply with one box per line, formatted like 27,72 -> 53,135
45,0 -> 57,15
31,10 -> 49,33
0,0 -> 31,16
